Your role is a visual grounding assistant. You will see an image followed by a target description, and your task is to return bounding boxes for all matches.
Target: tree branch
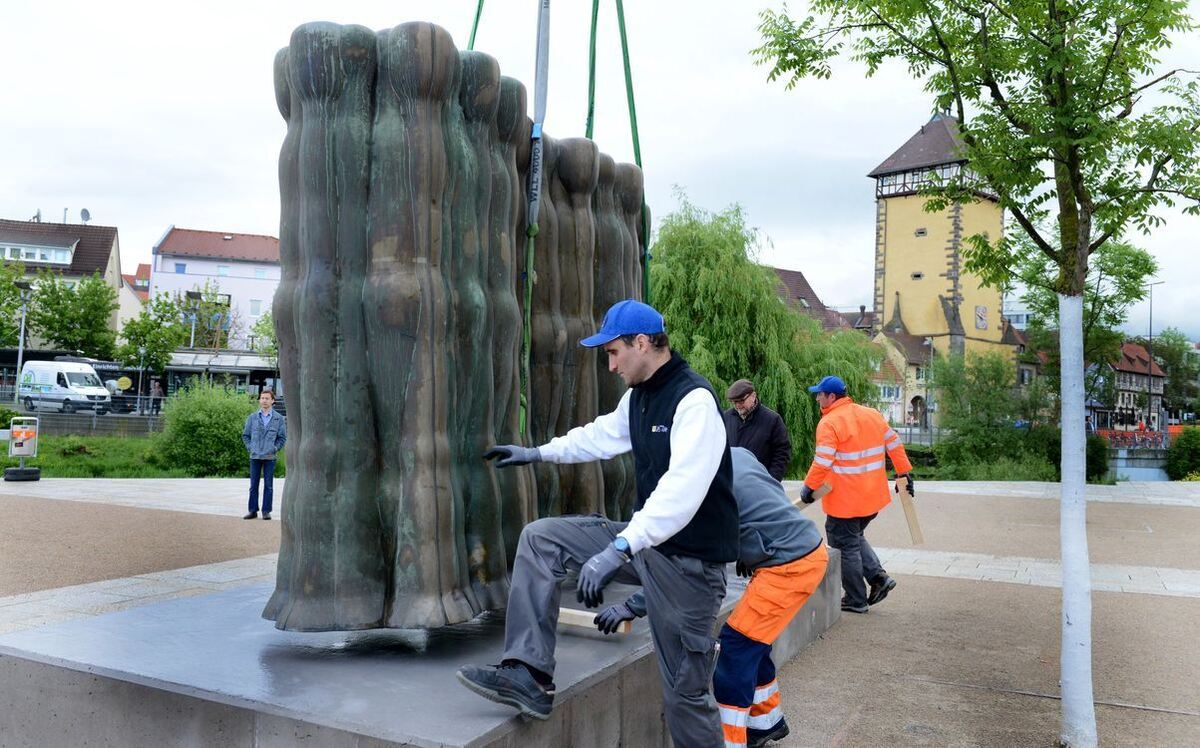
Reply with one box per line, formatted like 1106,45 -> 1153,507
977,13 -> 1034,134
980,0 -> 1052,48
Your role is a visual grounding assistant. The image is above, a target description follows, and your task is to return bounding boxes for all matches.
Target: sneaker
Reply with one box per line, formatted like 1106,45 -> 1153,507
748,718 -> 790,747
840,598 -> 869,614
456,663 -> 554,720
868,575 -> 896,606
261,513 -> 272,520
243,512 -> 258,520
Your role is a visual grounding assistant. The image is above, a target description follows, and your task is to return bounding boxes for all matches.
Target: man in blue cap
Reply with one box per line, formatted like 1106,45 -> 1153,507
799,375 -> 912,614
458,299 -> 737,748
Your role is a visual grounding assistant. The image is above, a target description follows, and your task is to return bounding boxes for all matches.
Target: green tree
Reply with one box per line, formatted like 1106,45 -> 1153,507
178,280 -> 241,351
0,262 -> 28,347
249,311 -> 278,367
649,194 -> 881,475
755,3 -> 1200,743
28,270 -> 119,359
117,294 -> 188,373
1133,327 -> 1199,418
1019,239 -> 1156,405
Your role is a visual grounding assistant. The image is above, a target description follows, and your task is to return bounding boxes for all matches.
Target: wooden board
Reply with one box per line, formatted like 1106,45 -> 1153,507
557,606 -> 631,634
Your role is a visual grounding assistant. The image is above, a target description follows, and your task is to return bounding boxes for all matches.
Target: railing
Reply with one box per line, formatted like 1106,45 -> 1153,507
3,410 -> 164,437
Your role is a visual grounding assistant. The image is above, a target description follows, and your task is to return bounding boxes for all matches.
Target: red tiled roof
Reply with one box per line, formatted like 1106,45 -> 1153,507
122,274 -> 149,302
880,328 -> 931,365
1115,342 -> 1165,378
0,219 -> 117,277
155,227 -> 279,263
772,267 -> 851,331
872,357 -> 903,383
869,112 -> 966,178
135,263 -> 150,281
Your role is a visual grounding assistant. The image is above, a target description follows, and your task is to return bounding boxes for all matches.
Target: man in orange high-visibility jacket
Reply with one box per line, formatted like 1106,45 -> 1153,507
799,375 -> 914,614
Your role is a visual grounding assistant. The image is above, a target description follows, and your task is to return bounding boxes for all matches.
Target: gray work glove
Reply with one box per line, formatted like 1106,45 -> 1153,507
482,444 -> 542,468
736,560 -> 751,578
799,484 -> 815,504
577,543 -> 630,608
593,601 -> 642,635
894,473 -> 915,497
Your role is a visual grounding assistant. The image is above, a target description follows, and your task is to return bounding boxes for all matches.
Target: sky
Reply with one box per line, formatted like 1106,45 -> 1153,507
1,1 -> 1196,340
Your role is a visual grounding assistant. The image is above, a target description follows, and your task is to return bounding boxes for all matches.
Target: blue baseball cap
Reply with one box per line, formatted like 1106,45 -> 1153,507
580,299 -> 666,348
808,375 -> 846,395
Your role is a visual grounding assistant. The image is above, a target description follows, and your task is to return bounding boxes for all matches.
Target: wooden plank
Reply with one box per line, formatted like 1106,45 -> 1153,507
558,606 -> 631,634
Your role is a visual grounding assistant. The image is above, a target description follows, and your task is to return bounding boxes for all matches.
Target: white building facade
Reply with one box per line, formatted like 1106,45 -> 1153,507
149,226 -> 280,350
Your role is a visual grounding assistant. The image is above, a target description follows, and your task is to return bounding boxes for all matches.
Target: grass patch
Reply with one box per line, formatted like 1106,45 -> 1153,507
1,434 -> 285,478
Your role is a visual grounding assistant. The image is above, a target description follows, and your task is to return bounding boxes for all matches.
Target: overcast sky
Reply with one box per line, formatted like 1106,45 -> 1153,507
2,1 -> 1196,339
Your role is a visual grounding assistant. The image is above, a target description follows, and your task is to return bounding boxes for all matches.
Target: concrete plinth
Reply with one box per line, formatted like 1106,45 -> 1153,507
0,551 -> 840,747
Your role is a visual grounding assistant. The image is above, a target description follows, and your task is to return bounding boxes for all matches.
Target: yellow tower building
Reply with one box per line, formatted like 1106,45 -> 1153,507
868,113 -> 1012,360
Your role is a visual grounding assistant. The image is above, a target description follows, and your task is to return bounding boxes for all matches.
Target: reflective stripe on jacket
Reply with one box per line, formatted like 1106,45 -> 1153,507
803,397 -> 912,518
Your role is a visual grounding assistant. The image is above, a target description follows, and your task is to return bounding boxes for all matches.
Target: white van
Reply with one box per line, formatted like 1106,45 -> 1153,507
19,361 -> 111,414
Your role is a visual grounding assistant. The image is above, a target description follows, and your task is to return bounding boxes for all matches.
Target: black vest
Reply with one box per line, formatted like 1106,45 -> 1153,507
628,352 -> 738,562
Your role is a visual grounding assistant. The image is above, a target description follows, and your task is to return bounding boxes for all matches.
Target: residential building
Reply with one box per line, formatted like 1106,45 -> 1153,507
1002,283 -> 1034,331
1091,341 -> 1165,431
121,263 -> 151,303
149,226 -> 280,349
772,266 -> 852,331
868,113 -> 1016,361
0,218 -> 126,331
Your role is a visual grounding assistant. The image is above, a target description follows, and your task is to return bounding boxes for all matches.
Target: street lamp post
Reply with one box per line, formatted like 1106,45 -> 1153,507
12,281 -> 32,406
137,346 -> 147,415
923,337 -> 934,446
1146,280 -> 1164,433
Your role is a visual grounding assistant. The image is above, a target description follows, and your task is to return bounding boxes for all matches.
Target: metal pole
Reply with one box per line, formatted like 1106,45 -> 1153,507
1146,281 -> 1164,433
13,286 -> 30,406
13,302 -> 27,405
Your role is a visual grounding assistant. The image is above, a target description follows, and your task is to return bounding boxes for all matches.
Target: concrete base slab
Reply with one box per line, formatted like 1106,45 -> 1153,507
0,552 -> 840,747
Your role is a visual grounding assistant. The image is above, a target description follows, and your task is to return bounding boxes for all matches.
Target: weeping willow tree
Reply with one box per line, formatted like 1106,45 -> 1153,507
650,193 -> 881,476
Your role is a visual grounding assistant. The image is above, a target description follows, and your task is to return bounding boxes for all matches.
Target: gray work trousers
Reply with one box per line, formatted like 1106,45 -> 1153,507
504,515 -> 727,748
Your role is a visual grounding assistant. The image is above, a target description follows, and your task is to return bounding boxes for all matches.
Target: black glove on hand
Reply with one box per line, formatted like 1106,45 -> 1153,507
800,484 -> 815,504
482,444 -> 541,468
594,602 -> 639,635
735,561 -> 750,578
577,543 -> 629,608
895,473 -> 915,497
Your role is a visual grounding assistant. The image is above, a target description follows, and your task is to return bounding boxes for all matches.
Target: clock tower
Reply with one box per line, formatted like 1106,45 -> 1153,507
868,113 -> 1009,358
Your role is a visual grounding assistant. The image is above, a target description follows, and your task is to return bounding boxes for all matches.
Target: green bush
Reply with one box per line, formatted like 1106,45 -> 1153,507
1166,427 -> 1200,480
1085,434 -> 1109,482
56,435 -> 91,456
0,406 -> 18,428
938,455 -> 1059,481
1184,471 -> 1200,482
160,381 -> 256,477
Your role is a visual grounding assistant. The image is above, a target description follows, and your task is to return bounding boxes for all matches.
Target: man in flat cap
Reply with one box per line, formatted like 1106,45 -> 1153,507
723,379 -> 793,481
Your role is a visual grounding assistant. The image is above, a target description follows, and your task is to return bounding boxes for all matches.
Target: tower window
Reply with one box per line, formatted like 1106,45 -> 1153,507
911,272 -> 924,280
914,228 -> 928,237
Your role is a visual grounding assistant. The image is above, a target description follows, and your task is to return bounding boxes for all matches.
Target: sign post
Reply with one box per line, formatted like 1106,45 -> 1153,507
4,416 -> 41,482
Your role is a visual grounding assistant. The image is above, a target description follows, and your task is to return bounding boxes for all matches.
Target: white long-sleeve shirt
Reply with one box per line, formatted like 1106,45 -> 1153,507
538,387 -> 727,555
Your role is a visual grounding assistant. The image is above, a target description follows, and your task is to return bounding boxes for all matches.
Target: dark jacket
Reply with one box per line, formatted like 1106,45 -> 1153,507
629,352 -> 739,563
723,402 -> 792,481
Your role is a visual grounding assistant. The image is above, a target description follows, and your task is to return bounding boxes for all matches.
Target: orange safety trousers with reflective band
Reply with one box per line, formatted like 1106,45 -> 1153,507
803,397 -> 912,519
720,545 -> 829,747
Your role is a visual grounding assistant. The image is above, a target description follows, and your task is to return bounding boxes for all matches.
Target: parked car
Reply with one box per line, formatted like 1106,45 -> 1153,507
20,361 -> 111,414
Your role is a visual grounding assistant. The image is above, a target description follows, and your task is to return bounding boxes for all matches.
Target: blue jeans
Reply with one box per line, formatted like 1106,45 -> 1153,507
825,513 -> 884,607
249,459 -> 276,514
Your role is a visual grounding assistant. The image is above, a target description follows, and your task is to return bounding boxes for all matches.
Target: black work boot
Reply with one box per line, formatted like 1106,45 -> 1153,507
868,575 -> 897,606
840,597 -> 869,614
456,662 -> 555,720
748,717 -> 790,747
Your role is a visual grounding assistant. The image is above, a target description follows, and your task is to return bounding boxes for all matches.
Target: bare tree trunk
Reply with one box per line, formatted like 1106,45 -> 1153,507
1057,292 -> 1097,747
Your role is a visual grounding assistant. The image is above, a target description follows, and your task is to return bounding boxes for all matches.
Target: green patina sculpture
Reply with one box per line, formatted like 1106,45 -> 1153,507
265,20 -> 647,631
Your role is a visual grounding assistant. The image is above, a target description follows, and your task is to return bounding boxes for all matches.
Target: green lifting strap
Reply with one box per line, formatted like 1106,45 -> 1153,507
585,0 -> 600,139
467,0 -> 485,50
614,0 -> 651,303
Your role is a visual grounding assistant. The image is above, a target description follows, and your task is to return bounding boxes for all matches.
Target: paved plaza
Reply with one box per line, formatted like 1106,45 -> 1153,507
1,477 -> 1198,745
